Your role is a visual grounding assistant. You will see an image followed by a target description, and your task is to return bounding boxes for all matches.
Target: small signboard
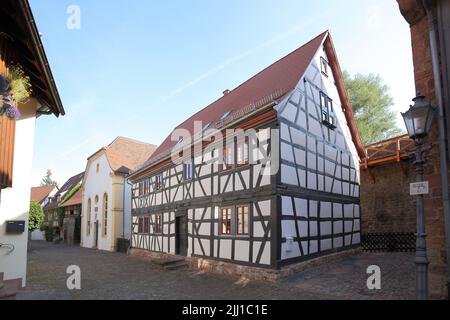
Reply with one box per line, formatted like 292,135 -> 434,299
410,182 -> 429,196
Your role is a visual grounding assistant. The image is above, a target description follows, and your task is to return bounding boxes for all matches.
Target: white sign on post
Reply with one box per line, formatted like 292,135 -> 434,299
410,182 -> 429,196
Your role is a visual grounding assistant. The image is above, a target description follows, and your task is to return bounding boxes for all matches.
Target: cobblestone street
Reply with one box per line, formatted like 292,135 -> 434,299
17,241 -> 415,300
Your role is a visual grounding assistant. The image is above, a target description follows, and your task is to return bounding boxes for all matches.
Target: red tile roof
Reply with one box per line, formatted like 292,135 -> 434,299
105,137 -> 157,172
146,31 -> 328,164
30,185 -> 57,204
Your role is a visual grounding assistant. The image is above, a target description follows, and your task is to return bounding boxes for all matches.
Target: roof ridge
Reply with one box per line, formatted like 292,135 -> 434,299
171,31 -> 329,131
108,136 -> 156,148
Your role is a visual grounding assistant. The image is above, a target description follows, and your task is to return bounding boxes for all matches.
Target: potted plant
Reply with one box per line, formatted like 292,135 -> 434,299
0,64 -> 32,120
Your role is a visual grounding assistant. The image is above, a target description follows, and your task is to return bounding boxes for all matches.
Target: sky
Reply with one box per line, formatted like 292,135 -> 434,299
29,0 -> 415,186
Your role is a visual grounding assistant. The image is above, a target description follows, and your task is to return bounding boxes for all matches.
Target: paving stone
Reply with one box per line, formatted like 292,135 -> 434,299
17,241 -> 415,300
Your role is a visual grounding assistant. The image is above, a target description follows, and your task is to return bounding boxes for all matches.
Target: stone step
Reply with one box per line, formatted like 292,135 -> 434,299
164,261 -> 188,270
150,257 -> 185,267
0,278 -> 20,300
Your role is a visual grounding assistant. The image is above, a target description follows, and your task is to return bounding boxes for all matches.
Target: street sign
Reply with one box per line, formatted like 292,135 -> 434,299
410,181 -> 429,196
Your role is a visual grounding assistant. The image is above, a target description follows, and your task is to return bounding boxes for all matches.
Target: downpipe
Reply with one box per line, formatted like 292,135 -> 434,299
423,0 -> 450,299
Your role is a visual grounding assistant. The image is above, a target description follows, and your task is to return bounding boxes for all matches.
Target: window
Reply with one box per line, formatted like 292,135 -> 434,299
236,137 -> 249,166
184,160 -> 193,180
236,205 -> 249,235
96,163 -> 100,173
95,195 -> 99,204
202,122 -> 211,131
320,92 -> 336,128
155,174 -> 163,190
221,207 -> 233,235
223,143 -> 234,171
103,193 -> 108,236
220,111 -> 231,121
87,198 -> 91,236
139,180 -> 149,196
320,57 -> 329,76
143,216 -> 149,234
154,214 -> 162,234
138,217 -> 144,233
138,182 -> 144,196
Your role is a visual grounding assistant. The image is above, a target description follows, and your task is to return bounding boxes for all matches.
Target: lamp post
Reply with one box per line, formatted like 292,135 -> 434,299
401,95 -> 436,300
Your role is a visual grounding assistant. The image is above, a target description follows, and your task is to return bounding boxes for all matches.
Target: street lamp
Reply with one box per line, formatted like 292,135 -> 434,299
401,95 -> 436,300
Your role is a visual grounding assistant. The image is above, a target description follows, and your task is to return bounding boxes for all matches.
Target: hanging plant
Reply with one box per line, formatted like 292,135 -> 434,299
0,64 -> 32,120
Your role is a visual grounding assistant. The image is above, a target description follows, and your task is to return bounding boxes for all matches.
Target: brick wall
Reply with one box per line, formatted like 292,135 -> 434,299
397,0 -> 448,299
361,159 -> 416,235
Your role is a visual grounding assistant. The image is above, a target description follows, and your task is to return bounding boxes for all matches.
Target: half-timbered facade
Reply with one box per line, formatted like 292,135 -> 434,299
128,31 -> 365,270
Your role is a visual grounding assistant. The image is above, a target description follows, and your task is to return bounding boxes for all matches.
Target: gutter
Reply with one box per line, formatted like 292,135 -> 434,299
423,0 -> 450,299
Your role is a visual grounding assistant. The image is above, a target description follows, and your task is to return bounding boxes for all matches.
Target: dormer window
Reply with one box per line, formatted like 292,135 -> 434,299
320,57 -> 329,77
202,122 -> 211,132
220,111 -> 231,122
320,92 -> 336,129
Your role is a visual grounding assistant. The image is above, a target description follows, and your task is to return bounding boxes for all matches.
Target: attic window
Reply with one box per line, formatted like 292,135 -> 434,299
202,122 -> 211,131
320,57 -> 329,77
320,92 -> 336,129
176,137 -> 184,146
96,163 -> 100,173
220,111 -> 231,121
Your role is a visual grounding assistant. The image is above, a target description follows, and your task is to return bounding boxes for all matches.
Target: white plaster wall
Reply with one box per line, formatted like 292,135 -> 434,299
81,153 -> 114,251
0,101 -> 37,286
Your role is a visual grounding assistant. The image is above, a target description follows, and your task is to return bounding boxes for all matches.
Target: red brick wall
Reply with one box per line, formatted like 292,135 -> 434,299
361,160 -> 416,235
397,0 -> 448,299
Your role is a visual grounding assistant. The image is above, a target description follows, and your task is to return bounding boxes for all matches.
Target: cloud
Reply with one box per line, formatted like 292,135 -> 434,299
55,136 -> 93,161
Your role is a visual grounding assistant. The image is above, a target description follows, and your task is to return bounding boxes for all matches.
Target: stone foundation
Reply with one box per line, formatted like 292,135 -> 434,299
129,248 -> 362,282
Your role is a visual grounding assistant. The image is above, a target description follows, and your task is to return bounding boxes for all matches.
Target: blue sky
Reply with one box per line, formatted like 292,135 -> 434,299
29,0 -> 414,186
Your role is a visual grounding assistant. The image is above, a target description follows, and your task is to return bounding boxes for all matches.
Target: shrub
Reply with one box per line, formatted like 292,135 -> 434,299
29,200 -> 44,232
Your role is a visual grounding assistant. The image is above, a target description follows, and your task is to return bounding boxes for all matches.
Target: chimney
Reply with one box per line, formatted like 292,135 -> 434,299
223,89 -> 231,96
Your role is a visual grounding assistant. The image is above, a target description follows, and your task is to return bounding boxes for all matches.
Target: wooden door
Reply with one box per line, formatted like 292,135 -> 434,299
175,213 -> 188,256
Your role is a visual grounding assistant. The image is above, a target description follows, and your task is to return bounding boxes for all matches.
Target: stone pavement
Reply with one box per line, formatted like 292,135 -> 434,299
17,241 -> 415,300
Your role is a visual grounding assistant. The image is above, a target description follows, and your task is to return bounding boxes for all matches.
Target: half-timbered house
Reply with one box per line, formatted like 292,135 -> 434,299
128,31 -> 365,274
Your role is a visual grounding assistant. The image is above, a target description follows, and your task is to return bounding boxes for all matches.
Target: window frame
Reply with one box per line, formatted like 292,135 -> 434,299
320,91 -> 336,129
154,214 -> 162,234
86,198 -> 91,236
138,217 -> 144,234
236,204 -> 250,236
236,136 -> 250,167
155,174 -> 163,191
220,207 -> 233,235
320,57 -> 329,77
143,216 -> 150,234
183,160 -> 193,181
222,143 -> 234,172
102,193 -> 108,237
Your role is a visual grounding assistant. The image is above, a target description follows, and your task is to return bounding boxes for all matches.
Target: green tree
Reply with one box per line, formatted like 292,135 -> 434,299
40,169 -> 57,186
29,200 -> 44,232
343,71 -> 403,145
